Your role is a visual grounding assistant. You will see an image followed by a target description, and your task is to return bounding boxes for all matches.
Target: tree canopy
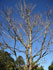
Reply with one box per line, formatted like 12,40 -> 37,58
0,50 -> 14,70
16,56 -> 25,66
16,56 -> 25,70
49,62 -> 53,70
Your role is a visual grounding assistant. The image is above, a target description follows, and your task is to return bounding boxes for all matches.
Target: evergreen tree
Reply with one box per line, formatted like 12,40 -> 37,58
49,62 -> 53,70
0,50 -> 15,70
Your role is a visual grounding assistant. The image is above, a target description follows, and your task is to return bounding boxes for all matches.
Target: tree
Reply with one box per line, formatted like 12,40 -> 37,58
16,56 -> 25,66
51,62 -> 53,65
38,66 -> 44,70
0,50 -> 15,70
16,56 -> 25,70
49,62 -> 53,70
32,65 -> 44,70
0,0 -> 53,70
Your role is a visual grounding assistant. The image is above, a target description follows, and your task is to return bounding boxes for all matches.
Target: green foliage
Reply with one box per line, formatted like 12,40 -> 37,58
0,51 -> 25,70
0,50 -> 15,70
49,62 -> 53,70
16,56 -> 25,66
37,66 -> 44,70
32,65 -> 44,70
16,56 -> 25,70
51,62 -> 53,65
49,65 -> 53,70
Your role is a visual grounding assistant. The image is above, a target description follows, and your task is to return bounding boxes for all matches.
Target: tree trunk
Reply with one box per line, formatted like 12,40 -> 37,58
26,47 -> 29,70
26,12 -> 33,70
29,30 -> 33,70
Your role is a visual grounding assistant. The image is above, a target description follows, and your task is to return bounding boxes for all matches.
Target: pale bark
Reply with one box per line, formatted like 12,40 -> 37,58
26,12 -> 33,70
26,47 -> 29,70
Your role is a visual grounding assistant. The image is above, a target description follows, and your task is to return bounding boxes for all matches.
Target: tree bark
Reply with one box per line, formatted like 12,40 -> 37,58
26,11 -> 33,70
26,47 -> 29,70
29,30 -> 32,70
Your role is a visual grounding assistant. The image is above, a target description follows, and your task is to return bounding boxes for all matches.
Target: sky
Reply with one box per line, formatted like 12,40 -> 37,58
0,0 -> 53,70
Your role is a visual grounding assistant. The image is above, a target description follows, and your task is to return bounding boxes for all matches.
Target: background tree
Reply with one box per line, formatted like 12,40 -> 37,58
16,56 -> 25,70
49,62 -> 53,70
32,65 -> 44,70
38,66 -> 44,70
0,0 -> 53,70
0,50 -> 15,70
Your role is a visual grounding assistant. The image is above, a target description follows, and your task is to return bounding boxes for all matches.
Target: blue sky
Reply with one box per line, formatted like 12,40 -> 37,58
0,0 -> 53,70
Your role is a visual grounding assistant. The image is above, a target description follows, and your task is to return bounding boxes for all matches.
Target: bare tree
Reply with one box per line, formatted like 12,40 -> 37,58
0,0 -> 53,70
